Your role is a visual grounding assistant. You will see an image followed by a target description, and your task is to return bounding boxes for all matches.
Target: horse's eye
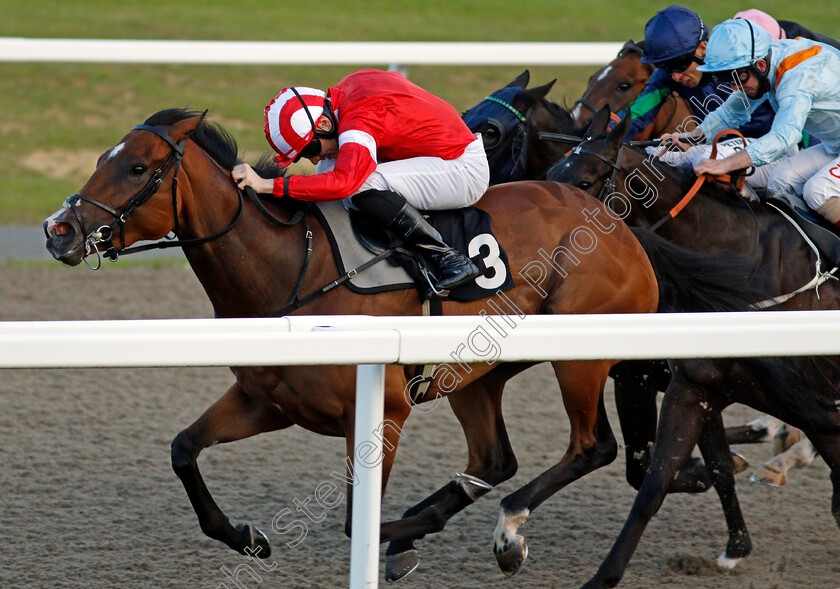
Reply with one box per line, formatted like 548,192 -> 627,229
617,82 -> 632,92
482,127 -> 501,149
130,164 -> 147,176
578,181 -> 592,191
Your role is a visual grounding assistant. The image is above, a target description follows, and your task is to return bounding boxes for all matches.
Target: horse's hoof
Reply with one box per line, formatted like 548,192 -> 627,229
236,524 -> 272,559
731,450 -> 749,474
750,465 -> 786,487
716,551 -> 742,569
385,549 -> 419,583
495,535 -> 528,576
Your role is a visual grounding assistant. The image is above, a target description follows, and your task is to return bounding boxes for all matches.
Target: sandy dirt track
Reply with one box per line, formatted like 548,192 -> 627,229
1,264 -> 838,588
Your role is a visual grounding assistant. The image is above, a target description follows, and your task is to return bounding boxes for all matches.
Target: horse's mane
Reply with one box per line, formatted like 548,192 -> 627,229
544,98 -> 580,132
144,108 -> 284,180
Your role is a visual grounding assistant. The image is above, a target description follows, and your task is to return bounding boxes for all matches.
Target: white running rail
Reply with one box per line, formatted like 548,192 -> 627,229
3,311 -> 840,588
0,38 -> 622,65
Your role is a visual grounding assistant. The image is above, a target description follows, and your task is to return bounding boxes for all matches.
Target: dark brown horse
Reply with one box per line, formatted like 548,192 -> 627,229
548,109 -> 840,588
462,70 -> 583,183
42,109 -> 782,584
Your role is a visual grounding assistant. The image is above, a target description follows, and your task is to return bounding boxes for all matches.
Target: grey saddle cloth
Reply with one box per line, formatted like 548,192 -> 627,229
313,200 -> 415,293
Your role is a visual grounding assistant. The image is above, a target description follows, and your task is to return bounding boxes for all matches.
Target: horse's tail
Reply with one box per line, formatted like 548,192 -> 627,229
632,227 -> 840,435
630,227 -> 767,313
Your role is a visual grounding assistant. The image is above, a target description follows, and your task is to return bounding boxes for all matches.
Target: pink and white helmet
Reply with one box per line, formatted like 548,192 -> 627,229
264,86 -> 326,167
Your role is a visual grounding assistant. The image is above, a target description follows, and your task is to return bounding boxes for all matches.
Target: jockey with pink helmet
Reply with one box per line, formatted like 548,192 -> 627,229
232,69 -> 490,293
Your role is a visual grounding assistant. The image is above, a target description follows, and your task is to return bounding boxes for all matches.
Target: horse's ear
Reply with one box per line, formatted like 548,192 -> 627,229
507,70 -> 530,88
606,111 -> 632,146
169,112 -> 207,142
586,106 -> 612,136
524,79 -> 556,103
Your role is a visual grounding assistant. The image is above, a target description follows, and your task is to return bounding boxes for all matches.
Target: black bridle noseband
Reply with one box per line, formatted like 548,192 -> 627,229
63,123 -> 244,269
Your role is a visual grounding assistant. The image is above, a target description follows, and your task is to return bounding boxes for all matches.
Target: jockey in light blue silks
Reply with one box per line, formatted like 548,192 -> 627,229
665,18 -> 840,227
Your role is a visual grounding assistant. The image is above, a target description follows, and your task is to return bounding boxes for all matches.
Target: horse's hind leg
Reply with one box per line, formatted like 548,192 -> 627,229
171,381 -> 292,558
807,433 -> 840,529
381,373 -> 518,582
696,412 -> 752,568
611,360 -> 660,489
494,360 -> 616,576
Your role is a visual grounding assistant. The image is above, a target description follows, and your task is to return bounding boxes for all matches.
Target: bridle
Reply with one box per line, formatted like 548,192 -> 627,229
62,123 -> 244,269
568,140 -> 627,204
462,88 -> 531,184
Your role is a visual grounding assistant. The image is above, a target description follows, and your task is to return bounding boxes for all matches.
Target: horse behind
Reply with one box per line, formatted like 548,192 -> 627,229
42,109 -> 773,584
571,40 -> 652,128
548,108 -> 840,588
462,69 -> 584,183
463,67 -> 694,187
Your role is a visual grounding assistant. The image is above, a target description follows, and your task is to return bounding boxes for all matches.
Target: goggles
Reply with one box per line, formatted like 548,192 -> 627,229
294,137 -> 322,162
658,53 -> 704,74
710,67 -> 752,85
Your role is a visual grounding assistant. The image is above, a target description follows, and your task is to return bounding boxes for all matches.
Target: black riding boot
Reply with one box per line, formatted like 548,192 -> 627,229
353,189 -> 480,292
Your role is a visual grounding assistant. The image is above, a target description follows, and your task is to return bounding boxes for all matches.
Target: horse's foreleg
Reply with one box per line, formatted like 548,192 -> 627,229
582,375 -> 708,589
381,376 -> 517,582
696,412 -> 752,569
171,381 -> 292,558
494,360 -> 616,576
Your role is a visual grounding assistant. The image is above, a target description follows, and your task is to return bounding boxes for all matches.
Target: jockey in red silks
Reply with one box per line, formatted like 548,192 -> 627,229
233,68 -> 489,293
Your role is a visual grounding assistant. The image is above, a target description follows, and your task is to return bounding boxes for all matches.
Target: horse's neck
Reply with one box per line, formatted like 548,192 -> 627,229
177,152 -> 313,318
529,103 -> 579,177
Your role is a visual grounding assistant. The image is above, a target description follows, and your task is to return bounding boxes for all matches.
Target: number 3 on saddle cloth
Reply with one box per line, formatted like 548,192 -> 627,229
312,201 -> 516,303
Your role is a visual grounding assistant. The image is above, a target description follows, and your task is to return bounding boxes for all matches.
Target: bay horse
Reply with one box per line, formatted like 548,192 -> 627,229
572,40 -> 695,142
42,109 -> 787,584
547,108 -> 840,587
571,40 -> 653,129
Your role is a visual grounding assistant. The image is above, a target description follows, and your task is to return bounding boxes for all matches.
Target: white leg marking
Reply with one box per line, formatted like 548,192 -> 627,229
493,507 -> 529,551
717,552 -> 742,569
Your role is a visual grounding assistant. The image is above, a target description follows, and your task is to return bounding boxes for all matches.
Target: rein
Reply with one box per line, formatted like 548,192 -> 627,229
644,130 -> 748,232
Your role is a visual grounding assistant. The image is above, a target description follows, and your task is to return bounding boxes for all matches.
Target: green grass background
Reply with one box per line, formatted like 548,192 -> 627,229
2,1 -> 839,224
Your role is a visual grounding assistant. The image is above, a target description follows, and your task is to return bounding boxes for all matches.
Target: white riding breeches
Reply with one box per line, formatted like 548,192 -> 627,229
317,135 -> 490,211
766,144 -> 840,222
649,137 -> 799,190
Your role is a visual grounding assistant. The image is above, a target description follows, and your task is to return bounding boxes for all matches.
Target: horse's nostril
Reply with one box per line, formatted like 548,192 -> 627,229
54,223 -> 71,236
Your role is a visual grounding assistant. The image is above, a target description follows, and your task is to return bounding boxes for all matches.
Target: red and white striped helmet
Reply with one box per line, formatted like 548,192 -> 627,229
264,86 -> 326,167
